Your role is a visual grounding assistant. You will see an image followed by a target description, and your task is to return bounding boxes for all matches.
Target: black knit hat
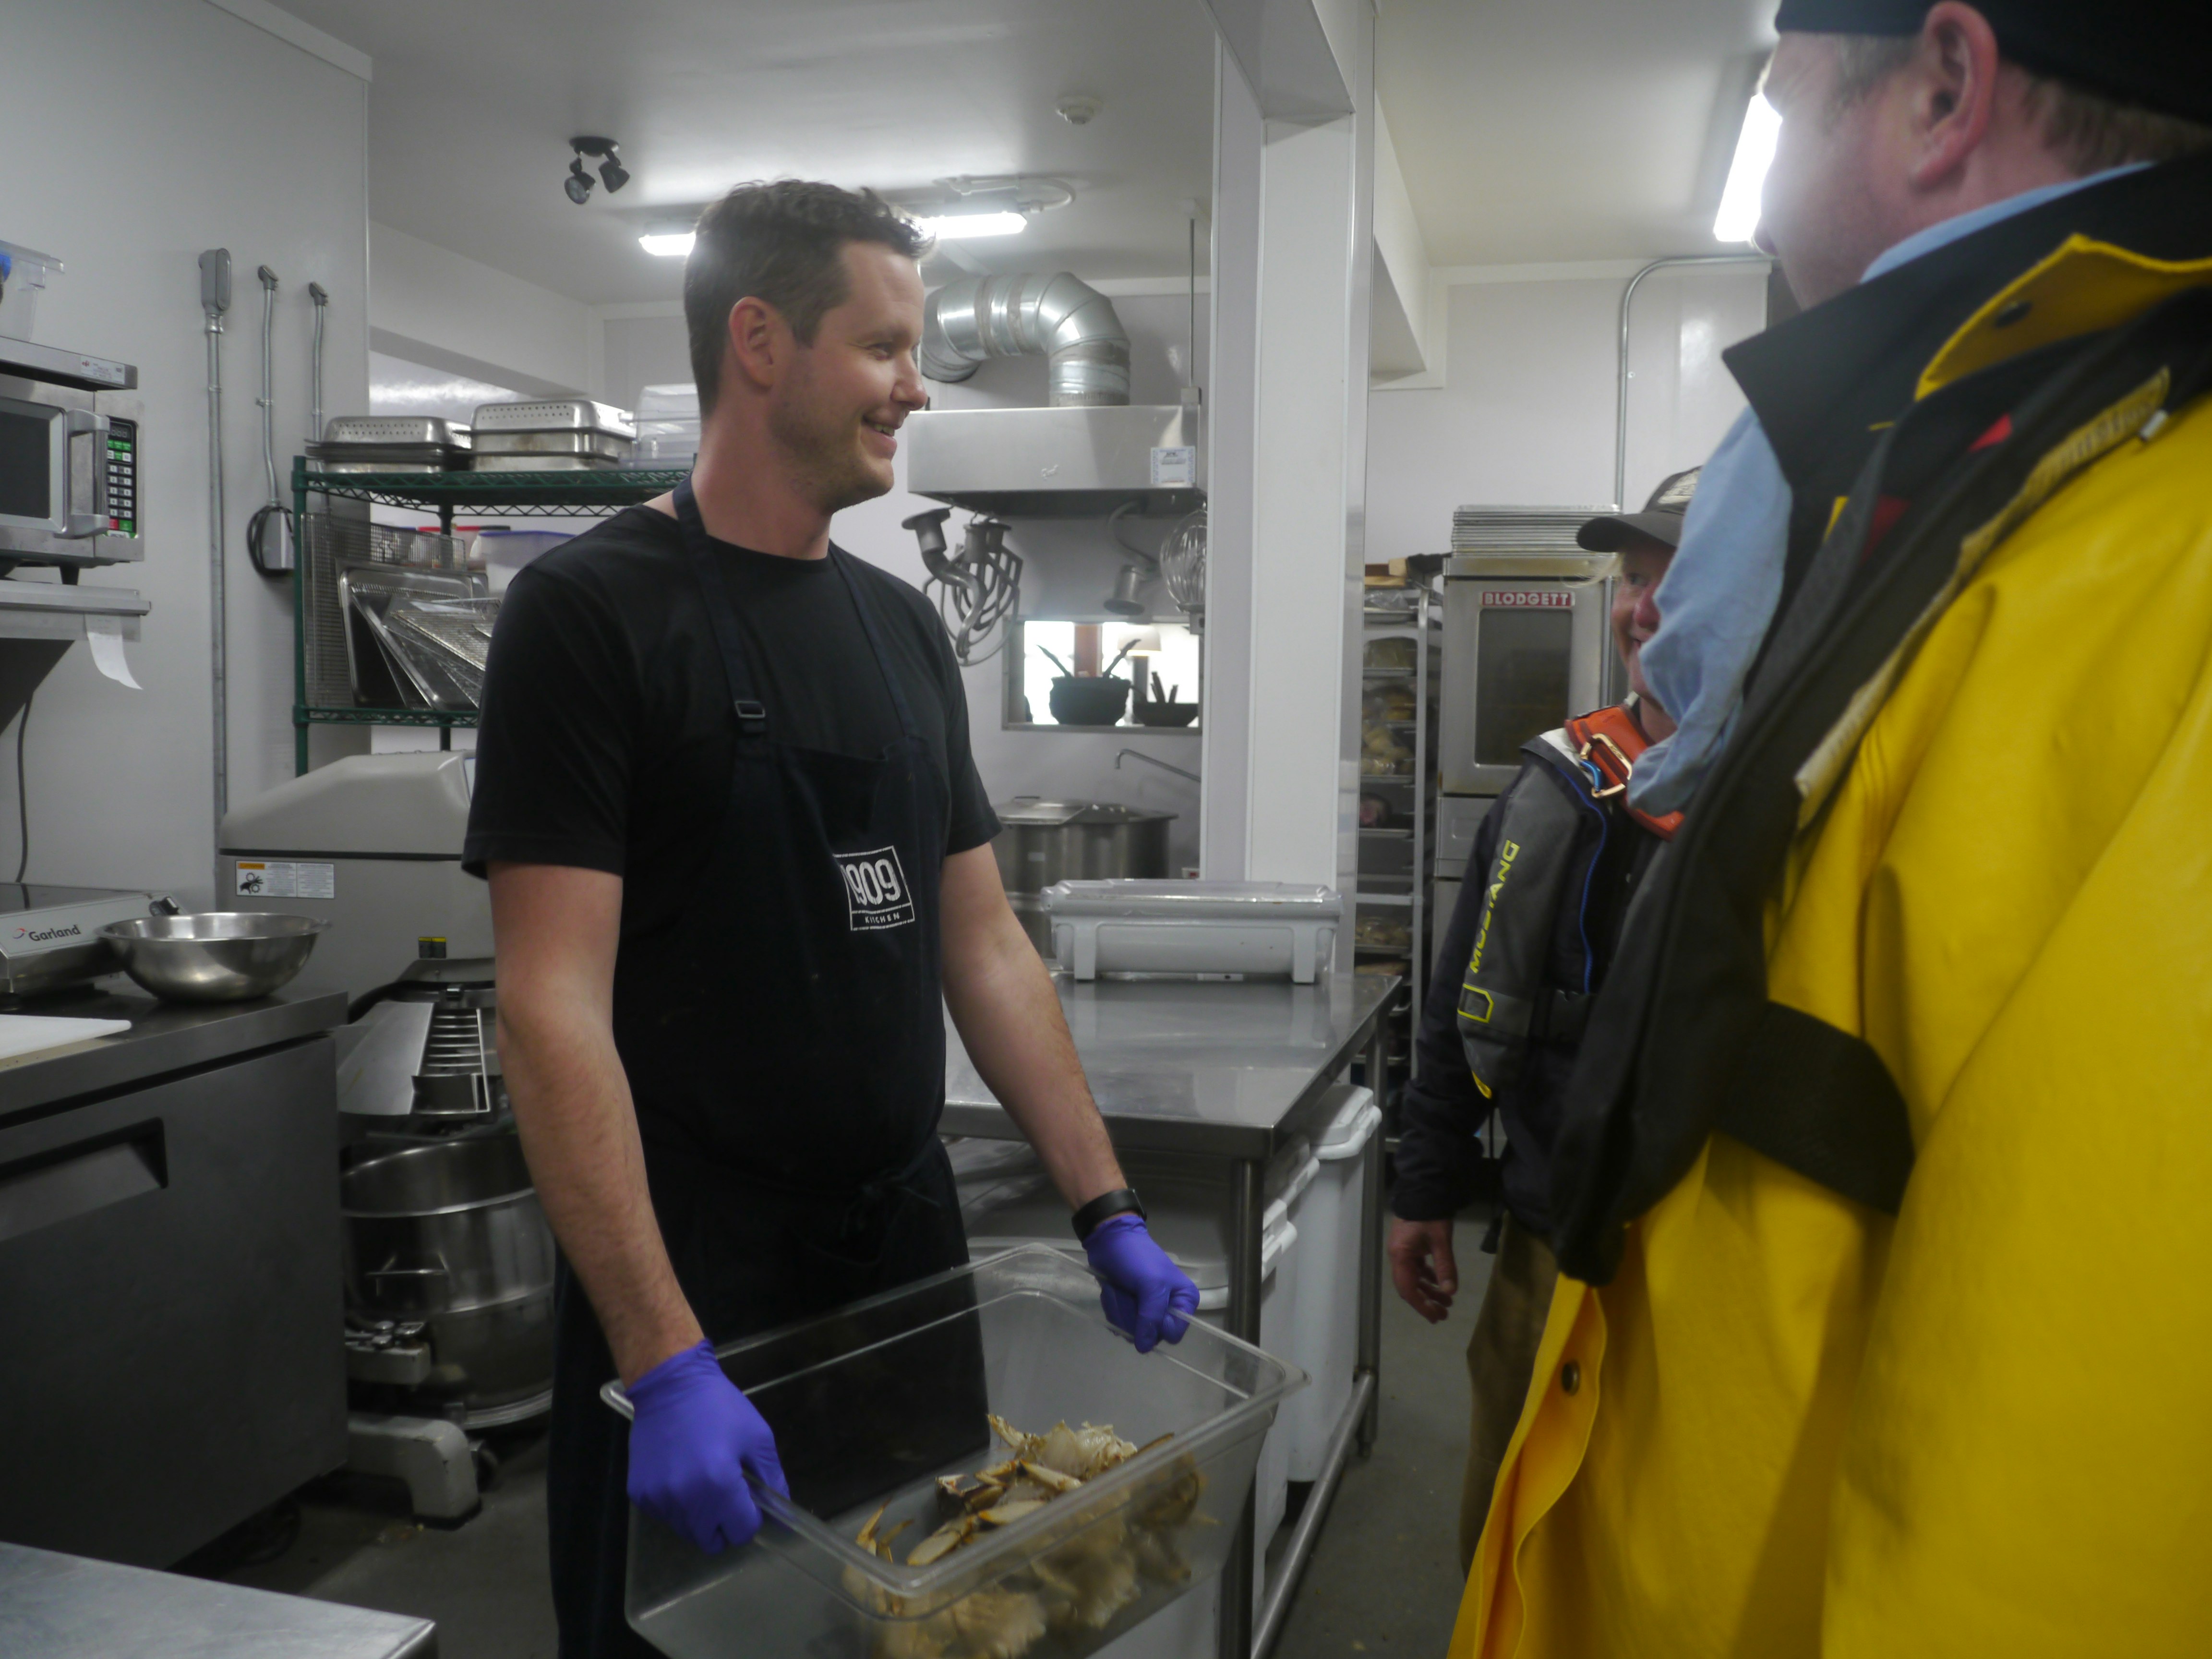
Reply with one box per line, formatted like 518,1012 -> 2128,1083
1771,1 -> 2212,124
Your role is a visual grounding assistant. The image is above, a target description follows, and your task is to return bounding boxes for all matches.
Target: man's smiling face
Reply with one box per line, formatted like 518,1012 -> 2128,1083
767,240 -> 928,514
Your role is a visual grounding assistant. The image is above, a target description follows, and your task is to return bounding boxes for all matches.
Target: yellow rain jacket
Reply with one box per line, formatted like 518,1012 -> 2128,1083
1455,167 -> 2212,1657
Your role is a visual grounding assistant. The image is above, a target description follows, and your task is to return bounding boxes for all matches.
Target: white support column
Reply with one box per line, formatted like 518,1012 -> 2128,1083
1201,5 -> 1374,898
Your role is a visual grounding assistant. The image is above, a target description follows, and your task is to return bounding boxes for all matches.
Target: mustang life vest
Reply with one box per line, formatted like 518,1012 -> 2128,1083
1456,703 -> 1673,1100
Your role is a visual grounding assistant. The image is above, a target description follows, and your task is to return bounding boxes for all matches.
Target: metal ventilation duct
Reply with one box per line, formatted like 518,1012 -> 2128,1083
920,273 -> 1131,407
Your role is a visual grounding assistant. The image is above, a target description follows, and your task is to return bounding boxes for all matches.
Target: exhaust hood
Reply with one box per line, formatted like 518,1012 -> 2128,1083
904,402 -> 1202,518
908,271 -> 1202,517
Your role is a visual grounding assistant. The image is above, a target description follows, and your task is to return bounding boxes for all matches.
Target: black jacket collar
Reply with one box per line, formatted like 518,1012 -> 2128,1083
1724,150 -> 2212,576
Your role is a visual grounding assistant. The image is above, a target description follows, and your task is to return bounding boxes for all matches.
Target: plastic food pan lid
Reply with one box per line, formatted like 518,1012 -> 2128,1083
1042,879 -> 1341,919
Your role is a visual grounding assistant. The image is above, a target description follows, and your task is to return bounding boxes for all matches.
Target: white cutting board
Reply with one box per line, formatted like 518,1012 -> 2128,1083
0,1013 -> 134,1063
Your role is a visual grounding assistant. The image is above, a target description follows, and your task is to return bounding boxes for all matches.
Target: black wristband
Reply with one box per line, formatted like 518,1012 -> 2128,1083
1071,1187 -> 1145,1242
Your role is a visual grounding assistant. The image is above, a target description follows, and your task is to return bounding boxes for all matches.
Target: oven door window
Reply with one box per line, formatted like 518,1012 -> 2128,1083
0,400 -> 60,530
1475,606 -> 1572,765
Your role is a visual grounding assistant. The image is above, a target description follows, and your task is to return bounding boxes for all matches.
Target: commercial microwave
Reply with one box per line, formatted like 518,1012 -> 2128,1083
0,335 -> 141,569
1437,552 -> 1613,797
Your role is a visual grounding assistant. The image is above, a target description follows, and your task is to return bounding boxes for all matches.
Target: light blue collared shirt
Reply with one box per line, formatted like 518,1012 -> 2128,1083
1627,165 -> 2149,814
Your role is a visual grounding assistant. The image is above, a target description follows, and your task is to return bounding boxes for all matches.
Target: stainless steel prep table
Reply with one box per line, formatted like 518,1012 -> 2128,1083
0,1541 -> 436,1657
0,986 -> 349,1567
941,971 -> 1398,1659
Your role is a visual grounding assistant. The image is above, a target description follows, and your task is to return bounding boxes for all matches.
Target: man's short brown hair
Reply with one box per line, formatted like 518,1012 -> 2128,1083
683,180 -> 930,415
1825,33 -> 2212,172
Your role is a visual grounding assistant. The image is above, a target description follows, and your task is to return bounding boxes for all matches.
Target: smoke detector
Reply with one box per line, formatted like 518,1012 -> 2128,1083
1056,95 -> 1103,127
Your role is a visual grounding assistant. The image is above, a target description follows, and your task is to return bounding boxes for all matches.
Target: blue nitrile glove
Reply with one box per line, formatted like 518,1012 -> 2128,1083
625,1340 -> 788,1554
1084,1214 -> 1202,1354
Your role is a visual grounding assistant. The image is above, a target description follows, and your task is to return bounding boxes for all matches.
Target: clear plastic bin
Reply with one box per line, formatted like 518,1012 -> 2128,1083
959,1154 -> 1302,1629
1041,881 -> 1341,983
626,382 -> 702,469
603,1246 -> 1304,1659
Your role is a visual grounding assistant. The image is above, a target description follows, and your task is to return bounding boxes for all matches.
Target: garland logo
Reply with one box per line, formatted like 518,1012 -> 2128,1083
14,922 -> 83,944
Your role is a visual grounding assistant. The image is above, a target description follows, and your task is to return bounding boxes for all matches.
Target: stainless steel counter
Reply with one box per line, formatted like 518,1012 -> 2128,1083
0,1542 -> 435,1658
0,980 -> 348,1121
941,971 -> 1396,1158
943,970 -> 1400,1659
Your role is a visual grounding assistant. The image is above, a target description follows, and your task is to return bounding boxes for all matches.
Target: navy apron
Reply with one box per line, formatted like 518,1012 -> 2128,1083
546,483 -> 973,1658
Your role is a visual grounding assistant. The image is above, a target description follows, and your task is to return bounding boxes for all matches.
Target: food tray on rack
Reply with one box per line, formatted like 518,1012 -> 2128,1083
299,512 -> 472,710
470,429 -> 635,461
605,1246 -> 1301,1659
472,397 -> 635,439
471,453 -> 627,472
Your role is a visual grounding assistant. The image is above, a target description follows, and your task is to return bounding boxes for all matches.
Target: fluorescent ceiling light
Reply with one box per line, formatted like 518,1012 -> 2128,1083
1713,94 -> 1781,243
913,211 -> 1028,240
639,231 -> 695,257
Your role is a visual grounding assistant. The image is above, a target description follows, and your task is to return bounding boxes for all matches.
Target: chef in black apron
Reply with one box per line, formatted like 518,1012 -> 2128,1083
467,180 -> 1199,1659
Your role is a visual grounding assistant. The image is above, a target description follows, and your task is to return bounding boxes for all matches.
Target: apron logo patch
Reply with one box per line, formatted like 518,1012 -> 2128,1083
836,846 -> 917,931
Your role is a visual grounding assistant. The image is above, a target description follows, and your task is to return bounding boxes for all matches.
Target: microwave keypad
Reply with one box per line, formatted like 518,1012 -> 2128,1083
105,417 -> 136,538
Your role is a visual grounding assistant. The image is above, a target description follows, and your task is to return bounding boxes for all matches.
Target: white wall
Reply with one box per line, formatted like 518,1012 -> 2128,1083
599,308 -> 694,413
1365,264 -> 1768,556
2,0 -> 371,907
590,290 -> 1214,874
369,223 -> 597,399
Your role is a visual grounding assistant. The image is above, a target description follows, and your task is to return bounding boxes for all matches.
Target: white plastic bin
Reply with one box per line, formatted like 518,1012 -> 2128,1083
1284,1084 -> 1379,1480
0,241 -> 64,342
473,527 -> 573,593
1042,880 -> 1342,982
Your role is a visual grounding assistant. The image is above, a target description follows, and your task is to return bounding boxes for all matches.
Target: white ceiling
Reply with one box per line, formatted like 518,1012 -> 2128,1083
278,0 -> 1220,307
1377,0 -> 1776,266
278,0 -> 1776,307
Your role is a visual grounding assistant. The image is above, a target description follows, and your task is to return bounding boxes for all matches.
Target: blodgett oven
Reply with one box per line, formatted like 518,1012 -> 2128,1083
1437,553 -> 1612,797
1433,552 -> 1613,964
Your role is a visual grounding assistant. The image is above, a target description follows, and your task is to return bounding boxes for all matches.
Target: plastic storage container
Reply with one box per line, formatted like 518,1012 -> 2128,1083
472,528 -> 573,593
626,382 -> 702,469
1284,1085 -> 1380,1480
960,1152 -> 1302,1626
1042,881 -> 1342,983
0,240 -> 63,342
605,1246 -> 1302,1659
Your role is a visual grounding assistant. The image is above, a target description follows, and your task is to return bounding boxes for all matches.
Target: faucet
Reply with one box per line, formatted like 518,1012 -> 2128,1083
1115,749 -> 1199,784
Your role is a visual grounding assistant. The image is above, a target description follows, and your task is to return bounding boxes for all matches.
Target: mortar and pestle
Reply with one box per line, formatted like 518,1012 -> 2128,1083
1039,643 -> 1135,726
1135,670 -> 1198,728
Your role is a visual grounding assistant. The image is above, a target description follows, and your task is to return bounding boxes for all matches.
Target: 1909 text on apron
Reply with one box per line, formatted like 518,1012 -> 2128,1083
836,845 -> 917,930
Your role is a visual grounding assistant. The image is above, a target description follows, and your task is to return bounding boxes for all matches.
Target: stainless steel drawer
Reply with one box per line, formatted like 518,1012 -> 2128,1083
0,1036 -> 344,1566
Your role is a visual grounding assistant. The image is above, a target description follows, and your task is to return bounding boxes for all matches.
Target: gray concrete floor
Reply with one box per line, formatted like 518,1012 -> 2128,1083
199,1211 -> 1493,1659
192,1428 -> 558,1658
1268,1222 -> 1489,1659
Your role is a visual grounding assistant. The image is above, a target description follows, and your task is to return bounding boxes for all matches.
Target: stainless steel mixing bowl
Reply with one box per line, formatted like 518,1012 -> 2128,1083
100,912 -> 329,1002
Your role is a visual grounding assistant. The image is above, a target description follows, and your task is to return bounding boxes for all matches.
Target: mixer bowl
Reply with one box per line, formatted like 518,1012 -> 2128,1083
100,912 -> 328,1002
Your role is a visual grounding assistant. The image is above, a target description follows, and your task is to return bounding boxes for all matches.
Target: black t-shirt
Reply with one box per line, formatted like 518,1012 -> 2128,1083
463,505 -> 998,936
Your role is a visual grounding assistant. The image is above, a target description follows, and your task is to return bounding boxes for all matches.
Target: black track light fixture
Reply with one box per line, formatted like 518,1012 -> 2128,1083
566,136 -> 630,203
